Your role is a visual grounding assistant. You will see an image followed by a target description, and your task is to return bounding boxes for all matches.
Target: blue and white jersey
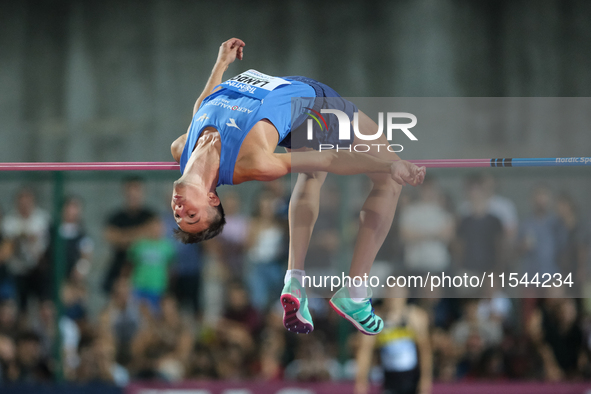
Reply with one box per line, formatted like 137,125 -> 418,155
180,70 -> 315,186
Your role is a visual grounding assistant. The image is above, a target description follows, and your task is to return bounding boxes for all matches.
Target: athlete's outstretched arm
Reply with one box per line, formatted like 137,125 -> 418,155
192,38 -> 245,115
171,38 -> 245,162
255,150 -> 425,186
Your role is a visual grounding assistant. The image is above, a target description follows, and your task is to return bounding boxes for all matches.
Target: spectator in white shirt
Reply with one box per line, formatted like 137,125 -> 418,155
400,178 -> 455,274
1,188 -> 50,312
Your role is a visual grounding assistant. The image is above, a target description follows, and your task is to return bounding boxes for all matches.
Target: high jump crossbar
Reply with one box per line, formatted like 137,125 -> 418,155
0,158 -> 589,171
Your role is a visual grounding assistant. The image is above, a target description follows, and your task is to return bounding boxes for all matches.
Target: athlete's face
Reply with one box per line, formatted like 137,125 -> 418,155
171,180 -> 214,233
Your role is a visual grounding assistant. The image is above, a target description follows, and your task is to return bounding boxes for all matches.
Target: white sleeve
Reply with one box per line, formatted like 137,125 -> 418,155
1,216 -> 19,238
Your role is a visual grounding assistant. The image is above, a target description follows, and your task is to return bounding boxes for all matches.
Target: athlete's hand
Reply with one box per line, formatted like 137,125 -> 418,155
390,160 -> 426,186
216,38 -> 245,66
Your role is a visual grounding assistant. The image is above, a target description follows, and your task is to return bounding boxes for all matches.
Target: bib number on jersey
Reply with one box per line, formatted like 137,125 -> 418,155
219,69 -> 291,100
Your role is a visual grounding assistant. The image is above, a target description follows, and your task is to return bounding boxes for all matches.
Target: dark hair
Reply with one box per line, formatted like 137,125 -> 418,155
62,194 -> 83,207
123,175 -> 145,184
15,186 -> 36,201
173,201 -> 225,244
465,173 -> 485,187
77,333 -> 96,352
16,330 -> 41,344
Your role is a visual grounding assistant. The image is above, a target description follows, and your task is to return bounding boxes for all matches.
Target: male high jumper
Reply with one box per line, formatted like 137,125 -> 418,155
170,38 -> 425,335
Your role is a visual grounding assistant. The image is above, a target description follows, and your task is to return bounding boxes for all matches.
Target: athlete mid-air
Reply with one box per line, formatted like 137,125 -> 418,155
170,38 -> 426,335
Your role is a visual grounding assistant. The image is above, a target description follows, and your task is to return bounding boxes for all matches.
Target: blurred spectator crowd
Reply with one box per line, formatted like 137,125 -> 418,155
0,173 -> 589,387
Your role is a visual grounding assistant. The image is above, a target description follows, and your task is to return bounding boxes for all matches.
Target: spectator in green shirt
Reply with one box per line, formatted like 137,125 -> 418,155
127,219 -> 175,312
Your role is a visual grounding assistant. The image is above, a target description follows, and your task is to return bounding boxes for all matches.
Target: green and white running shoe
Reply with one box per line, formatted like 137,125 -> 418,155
280,278 -> 314,334
329,286 -> 383,335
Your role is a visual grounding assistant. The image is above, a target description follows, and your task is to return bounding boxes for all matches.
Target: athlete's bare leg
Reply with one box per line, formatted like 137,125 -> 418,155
282,111 -> 421,335
287,111 -> 406,276
348,111 -> 403,278
287,169 -> 327,271
327,110 -> 423,335
282,160 -> 326,334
